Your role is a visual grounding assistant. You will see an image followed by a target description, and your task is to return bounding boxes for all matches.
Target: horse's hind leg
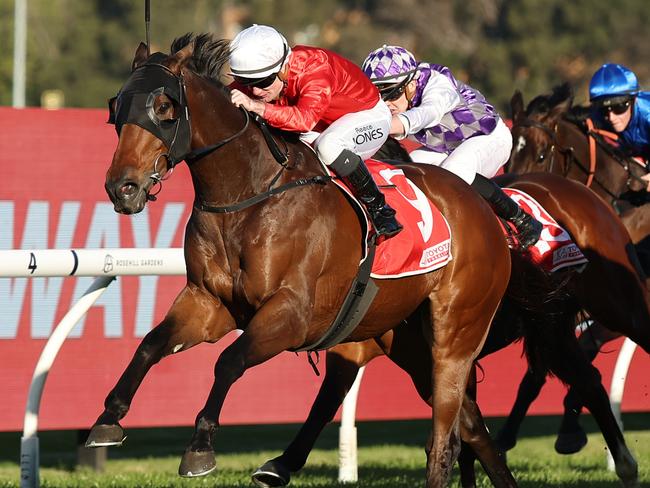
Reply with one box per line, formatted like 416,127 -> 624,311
547,329 -> 639,487
86,286 -> 235,447
459,397 -> 517,488
251,341 -> 384,487
555,322 -> 621,454
425,275 -> 508,487
458,367 -> 517,488
494,368 -> 547,452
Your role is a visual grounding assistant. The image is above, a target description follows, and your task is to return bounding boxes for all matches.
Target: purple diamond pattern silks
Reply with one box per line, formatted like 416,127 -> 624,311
412,64 -> 499,154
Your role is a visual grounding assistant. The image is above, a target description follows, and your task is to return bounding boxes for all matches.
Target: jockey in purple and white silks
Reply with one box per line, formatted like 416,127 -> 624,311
362,45 -> 542,249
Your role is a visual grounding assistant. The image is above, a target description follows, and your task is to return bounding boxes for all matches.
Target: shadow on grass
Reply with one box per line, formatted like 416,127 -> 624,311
0,413 -> 647,472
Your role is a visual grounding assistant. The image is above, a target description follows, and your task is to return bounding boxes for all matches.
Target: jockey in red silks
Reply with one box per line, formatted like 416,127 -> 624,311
228,24 -> 402,239
362,45 -> 542,248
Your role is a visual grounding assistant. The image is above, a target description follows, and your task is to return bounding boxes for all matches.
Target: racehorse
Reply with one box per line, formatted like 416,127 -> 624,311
507,83 -> 650,260
85,34 -> 519,487
503,83 -> 650,454
252,171 -> 650,488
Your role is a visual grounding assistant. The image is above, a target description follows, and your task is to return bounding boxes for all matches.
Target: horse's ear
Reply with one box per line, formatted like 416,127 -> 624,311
168,41 -> 195,71
547,83 -> 574,123
132,42 -> 149,71
511,90 -> 525,123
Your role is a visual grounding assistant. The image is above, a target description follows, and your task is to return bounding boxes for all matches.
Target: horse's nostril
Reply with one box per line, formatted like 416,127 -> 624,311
120,182 -> 138,197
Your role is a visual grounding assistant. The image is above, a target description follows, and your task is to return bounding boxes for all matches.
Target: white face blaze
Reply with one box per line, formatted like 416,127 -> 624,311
514,135 -> 527,154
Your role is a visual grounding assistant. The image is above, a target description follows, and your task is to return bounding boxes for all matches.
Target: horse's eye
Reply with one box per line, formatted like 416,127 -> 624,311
536,151 -> 546,163
157,102 -> 171,115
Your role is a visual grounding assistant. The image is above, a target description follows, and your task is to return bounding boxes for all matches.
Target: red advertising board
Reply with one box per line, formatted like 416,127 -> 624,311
0,107 -> 647,432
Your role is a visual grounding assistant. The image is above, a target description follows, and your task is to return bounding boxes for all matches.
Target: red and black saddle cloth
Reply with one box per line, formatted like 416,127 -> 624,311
331,159 -> 587,276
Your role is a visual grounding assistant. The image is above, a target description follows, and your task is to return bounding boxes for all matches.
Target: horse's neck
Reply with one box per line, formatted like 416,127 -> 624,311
185,81 -> 281,205
558,119 -> 626,194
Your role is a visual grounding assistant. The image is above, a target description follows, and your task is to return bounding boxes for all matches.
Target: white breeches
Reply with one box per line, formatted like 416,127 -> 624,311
408,118 -> 513,184
301,100 -> 392,164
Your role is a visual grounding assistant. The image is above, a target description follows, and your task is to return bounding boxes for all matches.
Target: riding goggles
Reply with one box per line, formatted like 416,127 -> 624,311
233,73 -> 278,89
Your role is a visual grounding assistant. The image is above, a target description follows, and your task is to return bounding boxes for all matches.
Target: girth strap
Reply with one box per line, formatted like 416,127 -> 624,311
296,241 -> 378,354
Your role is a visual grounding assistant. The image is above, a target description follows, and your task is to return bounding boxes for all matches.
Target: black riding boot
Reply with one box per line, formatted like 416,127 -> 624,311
471,174 -> 542,249
331,149 -> 403,239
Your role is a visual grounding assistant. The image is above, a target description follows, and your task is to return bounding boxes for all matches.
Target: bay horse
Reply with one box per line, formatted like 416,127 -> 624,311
253,171 -> 650,488
507,83 -> 650,263
86,34 -> 516,487
503,83 -> 650,455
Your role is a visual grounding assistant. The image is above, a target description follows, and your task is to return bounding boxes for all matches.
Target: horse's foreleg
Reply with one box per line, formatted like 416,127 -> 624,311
252,340 -> 384,487
86,286 -> 235,447
549,333 -> 639,488
180,289 -> 309,478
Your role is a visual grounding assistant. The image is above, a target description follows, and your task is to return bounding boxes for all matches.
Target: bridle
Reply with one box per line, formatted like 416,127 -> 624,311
514,116 -> 644,205
111,56 -> 328,211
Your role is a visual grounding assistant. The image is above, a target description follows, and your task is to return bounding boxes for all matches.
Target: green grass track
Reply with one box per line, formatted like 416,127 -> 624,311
0,414 -> 648,487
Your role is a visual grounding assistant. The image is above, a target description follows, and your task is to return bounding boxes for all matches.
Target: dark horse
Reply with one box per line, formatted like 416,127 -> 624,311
502,84 -> 650,455
86,34 -> 517,487
251,144 -> 650,487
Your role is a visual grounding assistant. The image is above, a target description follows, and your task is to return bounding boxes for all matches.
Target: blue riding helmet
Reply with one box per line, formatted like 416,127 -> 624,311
589,63 -> 639,104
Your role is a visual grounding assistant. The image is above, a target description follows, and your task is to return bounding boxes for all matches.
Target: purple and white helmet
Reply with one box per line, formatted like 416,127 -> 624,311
362,45 -> 419,85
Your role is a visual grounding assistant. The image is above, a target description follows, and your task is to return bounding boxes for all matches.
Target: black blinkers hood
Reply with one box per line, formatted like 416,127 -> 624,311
109,52 -> 192,167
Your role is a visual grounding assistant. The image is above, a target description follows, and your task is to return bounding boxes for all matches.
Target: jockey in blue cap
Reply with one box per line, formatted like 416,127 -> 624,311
362,45 -> 542,249
590,63 -> 650,190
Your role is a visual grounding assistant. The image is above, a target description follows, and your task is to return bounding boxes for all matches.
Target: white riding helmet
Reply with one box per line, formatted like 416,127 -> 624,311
230,25 -> 290,81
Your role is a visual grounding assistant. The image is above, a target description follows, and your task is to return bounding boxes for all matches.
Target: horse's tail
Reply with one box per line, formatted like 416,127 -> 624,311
504,251 -> 580,377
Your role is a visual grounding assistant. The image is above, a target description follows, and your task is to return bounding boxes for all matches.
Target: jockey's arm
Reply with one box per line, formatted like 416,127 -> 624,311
264,67 -> 334,132
391,74 -> 460,138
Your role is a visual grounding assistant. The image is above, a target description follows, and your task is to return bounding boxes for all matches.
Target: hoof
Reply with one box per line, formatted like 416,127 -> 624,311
178,449 -> 216,478
252,459 -> 291,488
85,424 -> 126,448
555,428 -> 587,455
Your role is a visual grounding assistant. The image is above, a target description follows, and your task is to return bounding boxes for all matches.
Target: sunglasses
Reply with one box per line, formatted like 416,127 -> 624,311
233,73 -> 277,89
381,85 -> 407,102
600,101 -> 631,116
379,81 -> 410,102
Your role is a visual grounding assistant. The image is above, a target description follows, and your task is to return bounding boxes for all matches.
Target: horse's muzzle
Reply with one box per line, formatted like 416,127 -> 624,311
105,176 -> 151,214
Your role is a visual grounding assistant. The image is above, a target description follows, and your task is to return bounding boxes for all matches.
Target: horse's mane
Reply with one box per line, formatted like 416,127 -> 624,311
525,82 -> 573,117
171,33 -> 230,83
564,105 -> 591,124
525,82 -> 592,125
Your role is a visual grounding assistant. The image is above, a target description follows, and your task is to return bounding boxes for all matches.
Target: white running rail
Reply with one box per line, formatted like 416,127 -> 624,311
7,248 -> 186,488
4,248 -> 637,485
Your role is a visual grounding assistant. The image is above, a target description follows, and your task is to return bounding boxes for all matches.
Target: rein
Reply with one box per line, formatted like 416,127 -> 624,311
516,117 -> 643,203
137,63 -> 319,209
194,174 -> 331,213
183,107 -> 250,164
